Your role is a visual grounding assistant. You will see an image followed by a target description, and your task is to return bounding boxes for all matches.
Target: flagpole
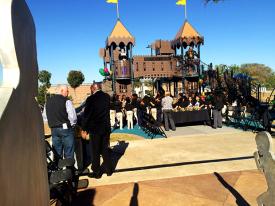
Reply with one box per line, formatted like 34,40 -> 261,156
185,3 -> 187,20
116,1 -> 120,19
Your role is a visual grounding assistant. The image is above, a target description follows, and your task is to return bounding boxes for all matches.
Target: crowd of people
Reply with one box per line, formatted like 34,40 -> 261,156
44,83 -> 275,179
107,89 -> 226,131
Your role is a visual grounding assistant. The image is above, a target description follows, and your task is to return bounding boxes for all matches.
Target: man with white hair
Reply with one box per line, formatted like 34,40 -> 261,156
45,85 -> 77,159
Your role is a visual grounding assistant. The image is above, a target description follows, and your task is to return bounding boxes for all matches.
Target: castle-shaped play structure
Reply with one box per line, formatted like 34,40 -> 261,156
99,2 -> 205,97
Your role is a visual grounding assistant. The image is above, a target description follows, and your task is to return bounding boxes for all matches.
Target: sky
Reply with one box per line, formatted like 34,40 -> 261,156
1,0 -> 275,84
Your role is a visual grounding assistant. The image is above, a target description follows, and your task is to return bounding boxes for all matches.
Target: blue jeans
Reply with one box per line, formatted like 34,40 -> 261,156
51,127 -> 75,159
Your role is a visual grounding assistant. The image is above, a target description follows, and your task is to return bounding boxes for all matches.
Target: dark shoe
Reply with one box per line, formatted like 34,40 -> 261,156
212,127 -> 217,129
88,171 -> 103,179
75,168 -> 90,176
106,170 -> 114,176
218,126 -> 222,128
105,166 -> 115,176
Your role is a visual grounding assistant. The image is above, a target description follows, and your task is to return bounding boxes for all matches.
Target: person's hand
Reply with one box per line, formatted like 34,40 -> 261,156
81,130 -> 89,140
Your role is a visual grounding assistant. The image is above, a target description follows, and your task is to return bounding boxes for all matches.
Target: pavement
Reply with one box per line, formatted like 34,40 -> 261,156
75,170 -> 266,206
74,125 -> 271,205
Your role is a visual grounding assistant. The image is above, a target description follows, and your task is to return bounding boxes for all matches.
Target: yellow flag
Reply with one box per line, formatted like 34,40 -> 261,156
176,0 -> 186,6
106,0 -> 118,3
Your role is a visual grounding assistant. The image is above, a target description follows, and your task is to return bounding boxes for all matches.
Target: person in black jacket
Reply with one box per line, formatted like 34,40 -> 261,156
82,84 -> 113,178
125,97 -> 134,129
114,95 -> 123,129
137,98 -> 147,127
155,93 -> 163,123
212,90 -> 225,129
131,93 -> 139,124
177,95 -> 189,109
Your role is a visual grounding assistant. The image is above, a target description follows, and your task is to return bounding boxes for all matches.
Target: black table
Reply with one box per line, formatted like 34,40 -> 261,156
172,110 -> 210,125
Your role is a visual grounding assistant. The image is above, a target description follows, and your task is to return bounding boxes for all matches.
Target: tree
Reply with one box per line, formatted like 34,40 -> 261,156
229,64 -> 241,74
38,70 -> 51,88
133,78 -> 141,88
37,70 -> 51,107
67,70 -> 85,97
266,73 -> 275,89
239,64 -> 273,85
144,79 -> 154,87
215,64 -> 227,76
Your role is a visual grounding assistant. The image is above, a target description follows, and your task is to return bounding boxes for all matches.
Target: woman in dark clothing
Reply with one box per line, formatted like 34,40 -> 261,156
114,95 -> 122,113
137,98 -> 147,127
177,96 -> 189,109
125,97 -> 134,129
114,95 -> 123,129
187,96 -> 195,108
131,94 -> 139,124
125,97 -> 133,111
212,94 -> 224,129
131,94 -> 139,108
155,93 -> 163,123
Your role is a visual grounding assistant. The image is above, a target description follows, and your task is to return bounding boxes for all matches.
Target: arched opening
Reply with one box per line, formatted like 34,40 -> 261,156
119,42 -> 125,49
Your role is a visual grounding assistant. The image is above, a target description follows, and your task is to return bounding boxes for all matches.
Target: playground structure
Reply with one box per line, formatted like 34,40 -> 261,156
99,18 -> 268,103
99,19 -> 205,97
97,1 -> 275,133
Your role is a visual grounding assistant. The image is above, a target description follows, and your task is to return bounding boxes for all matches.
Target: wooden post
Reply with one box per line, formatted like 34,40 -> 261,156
110,45 -> 116,94
198,44 -> 201,75
181,44 -> 185,93
129,43 -> 134,94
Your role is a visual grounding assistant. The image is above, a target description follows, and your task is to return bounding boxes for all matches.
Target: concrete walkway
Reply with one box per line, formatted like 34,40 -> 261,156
164,124 -> 244,138
72,126 -> 271,205
76,170 -> 266,206
81,126 -> 264,187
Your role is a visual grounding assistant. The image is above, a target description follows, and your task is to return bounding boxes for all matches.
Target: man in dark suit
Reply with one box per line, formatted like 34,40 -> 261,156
82,83 -> 113,178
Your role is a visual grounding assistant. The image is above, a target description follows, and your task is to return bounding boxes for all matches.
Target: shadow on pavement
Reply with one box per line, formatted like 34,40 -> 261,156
72,189 -> 96,206
214,172 -> 250,206
115,156 -> 253,173
111,140 -> 129,171
129,183 -> 139,206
